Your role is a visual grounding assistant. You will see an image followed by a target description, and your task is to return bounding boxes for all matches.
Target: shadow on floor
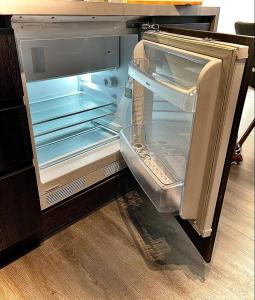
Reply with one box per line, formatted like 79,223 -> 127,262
117,187 -> 210,282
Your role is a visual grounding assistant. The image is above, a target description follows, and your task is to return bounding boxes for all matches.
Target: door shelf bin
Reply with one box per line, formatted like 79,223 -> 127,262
120,125 -> 184,212
129,63 -> 197,112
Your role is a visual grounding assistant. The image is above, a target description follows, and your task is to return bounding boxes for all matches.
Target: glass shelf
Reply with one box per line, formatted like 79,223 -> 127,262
37,126 -> 118,169
35,122 -> 96,147
120,123 -> 191,212
33,106 -> 115,137
30,92 -> 114,125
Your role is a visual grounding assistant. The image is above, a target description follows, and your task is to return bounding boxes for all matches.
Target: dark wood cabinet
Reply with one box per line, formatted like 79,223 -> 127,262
0,166 -> 41,251
0,105 -> 33,175
0,25 -> 41,263
0,29 -> 23,109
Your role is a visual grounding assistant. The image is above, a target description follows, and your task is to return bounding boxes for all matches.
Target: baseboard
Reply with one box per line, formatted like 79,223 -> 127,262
0,232 -> 40,268
41,169 -> 137,239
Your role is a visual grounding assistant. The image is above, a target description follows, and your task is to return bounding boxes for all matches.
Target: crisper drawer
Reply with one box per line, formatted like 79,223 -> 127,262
0,105 -> 33,174
120,124 -> 187,212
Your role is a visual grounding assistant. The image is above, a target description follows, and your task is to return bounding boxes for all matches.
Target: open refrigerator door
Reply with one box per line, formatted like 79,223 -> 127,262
120,31 -> 248,237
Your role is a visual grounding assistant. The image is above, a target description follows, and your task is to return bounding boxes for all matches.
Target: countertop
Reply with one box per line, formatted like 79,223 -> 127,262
0,1 -> 219,17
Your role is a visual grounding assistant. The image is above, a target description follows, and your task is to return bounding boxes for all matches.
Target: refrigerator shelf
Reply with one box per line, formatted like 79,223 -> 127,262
30,92 -> 114,125
37,125 -> 118,169
33,106 -> 115,138
120,124 -> 189,212
35,122 -> 97,147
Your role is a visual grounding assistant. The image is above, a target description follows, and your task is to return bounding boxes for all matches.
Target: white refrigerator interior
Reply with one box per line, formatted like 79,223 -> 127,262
16,31 -> 138,209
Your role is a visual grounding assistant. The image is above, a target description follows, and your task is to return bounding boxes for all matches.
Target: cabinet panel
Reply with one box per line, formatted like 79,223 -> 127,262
0,166 -> 41,251
0,105 -> 33,174
0,29 -> 23,108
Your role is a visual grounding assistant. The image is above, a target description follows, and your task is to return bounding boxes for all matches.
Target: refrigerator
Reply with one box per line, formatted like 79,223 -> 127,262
13,17 -> 248,241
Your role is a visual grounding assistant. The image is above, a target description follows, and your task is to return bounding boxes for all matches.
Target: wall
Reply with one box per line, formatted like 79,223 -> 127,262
203,0 -> 254,33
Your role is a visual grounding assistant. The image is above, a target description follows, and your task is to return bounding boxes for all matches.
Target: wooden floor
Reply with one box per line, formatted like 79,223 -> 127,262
0,89 -> 254,300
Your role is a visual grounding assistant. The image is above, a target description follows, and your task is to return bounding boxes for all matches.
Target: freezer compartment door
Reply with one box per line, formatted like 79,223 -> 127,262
120,32 -> 248,237
19,36 -> 119,81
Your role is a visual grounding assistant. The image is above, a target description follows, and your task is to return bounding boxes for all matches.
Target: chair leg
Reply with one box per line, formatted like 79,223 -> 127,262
238,118 -> 255,146
232,118 -> 255,164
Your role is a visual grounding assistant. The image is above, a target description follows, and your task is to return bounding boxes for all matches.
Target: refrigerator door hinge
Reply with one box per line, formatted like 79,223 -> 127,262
141,23 -> 160,31
190,219 -> 212,238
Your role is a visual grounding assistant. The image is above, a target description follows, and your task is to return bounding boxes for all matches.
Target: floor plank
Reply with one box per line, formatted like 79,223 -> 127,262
0,89 -> 254,299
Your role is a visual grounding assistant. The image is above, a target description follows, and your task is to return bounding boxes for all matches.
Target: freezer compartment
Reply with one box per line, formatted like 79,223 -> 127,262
20,36 -> 120,82
120,124 -> 190,212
